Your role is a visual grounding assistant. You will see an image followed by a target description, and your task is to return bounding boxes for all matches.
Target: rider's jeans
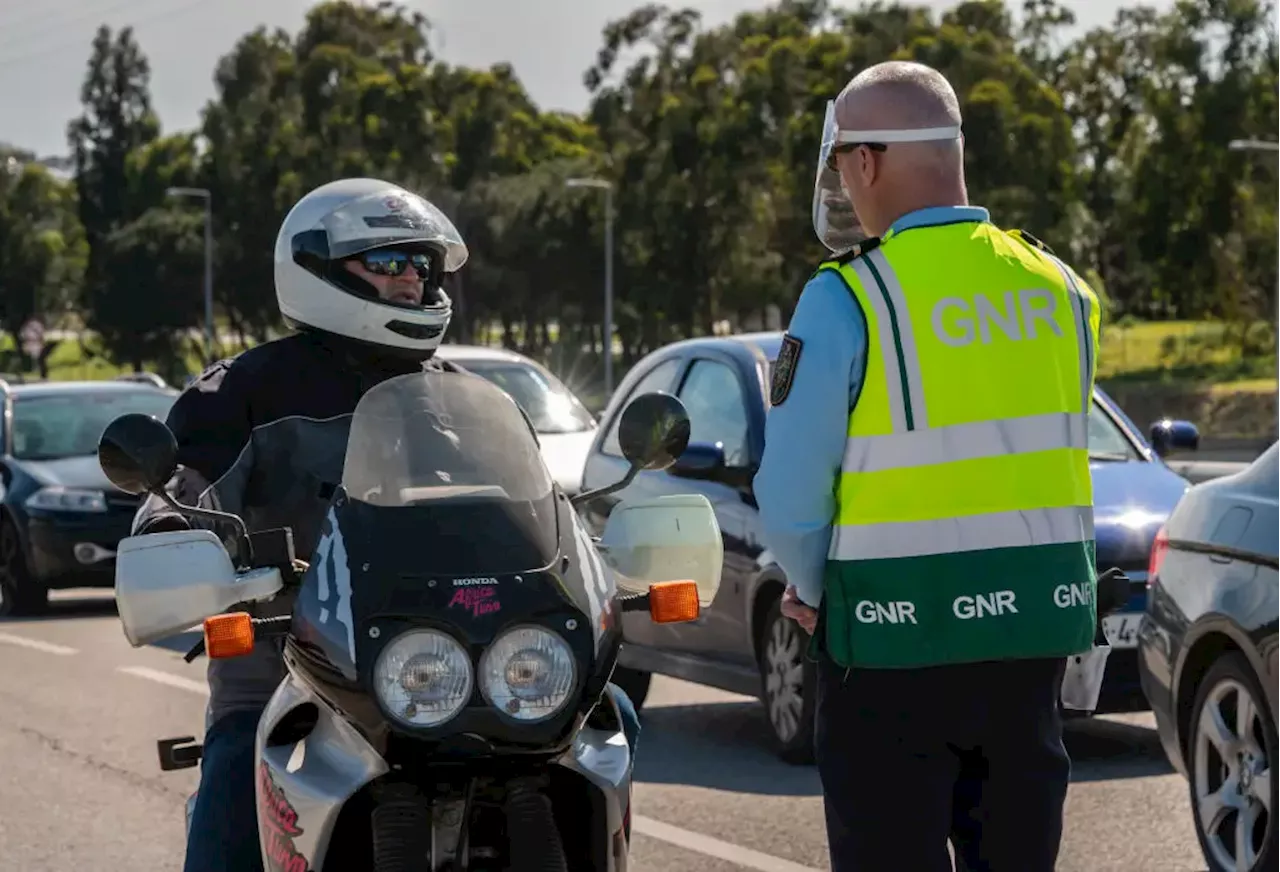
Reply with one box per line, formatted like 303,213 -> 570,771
183,684 -> 641,872
184,708 -> 268,872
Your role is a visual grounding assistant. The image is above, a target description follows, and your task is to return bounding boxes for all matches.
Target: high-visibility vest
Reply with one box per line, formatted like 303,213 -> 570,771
816,222 -> 1101,669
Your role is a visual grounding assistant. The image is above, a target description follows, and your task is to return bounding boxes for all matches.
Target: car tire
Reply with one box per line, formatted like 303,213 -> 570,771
611,665 -> 652,711
1187,651 -> 1277,872
758,598 -> 816,765
0,518 -> 47,617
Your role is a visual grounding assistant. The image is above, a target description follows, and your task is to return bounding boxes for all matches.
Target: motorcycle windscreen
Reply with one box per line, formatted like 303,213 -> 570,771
293,371 -> 562,680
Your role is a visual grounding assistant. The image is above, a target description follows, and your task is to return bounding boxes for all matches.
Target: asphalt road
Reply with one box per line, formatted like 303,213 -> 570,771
0,591 -> 1211,872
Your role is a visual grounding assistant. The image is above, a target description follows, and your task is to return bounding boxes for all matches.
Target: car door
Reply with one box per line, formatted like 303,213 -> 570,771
661,355 -> 758,663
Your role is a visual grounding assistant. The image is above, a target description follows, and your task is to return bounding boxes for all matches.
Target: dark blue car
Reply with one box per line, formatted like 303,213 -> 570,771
0,379 -> 178,616
580,332 -> 1200,763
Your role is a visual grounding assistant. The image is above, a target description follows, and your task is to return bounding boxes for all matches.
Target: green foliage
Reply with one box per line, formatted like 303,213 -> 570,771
0,0 -> 1274,392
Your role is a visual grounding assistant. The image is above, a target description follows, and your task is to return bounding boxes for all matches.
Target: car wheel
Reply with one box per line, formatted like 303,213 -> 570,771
1188,652 -> 1277,872
0,518 -> 47,617
758,598 -> 815,765
611,665 -> 652,711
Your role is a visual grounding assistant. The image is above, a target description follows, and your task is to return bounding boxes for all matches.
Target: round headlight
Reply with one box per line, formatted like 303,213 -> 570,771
479,626 -> 577,722
373,630 -> 473,728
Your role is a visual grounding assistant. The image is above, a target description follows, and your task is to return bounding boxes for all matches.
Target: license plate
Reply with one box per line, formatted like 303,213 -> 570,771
1102,612 -> 1143,649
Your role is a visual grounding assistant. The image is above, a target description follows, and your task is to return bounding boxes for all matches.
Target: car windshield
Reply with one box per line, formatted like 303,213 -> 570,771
458,360 -> 595,435
1087,401 -> 1140,460
11,391 -> 176,461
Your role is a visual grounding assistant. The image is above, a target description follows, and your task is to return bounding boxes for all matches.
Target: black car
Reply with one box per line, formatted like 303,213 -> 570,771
1138,442 -> 1278,872
580,332 -> 1201,762
0,378 -> 178,616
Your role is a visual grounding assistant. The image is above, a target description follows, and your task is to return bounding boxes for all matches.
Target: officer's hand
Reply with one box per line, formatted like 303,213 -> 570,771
781,585 -> 818,635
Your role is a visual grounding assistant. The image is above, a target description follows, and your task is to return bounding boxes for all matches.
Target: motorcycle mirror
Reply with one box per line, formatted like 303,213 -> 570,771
570,392 -> 692,510
98,413 -> 179,496
617,392 -> 691,472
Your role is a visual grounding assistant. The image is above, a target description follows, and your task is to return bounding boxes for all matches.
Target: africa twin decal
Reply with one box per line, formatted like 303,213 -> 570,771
258,761 -> 311,872
448,584 -> 502,618
312,506 -> 356,663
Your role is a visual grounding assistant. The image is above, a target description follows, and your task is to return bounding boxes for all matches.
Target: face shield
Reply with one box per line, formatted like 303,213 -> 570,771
812,99 -> 962,254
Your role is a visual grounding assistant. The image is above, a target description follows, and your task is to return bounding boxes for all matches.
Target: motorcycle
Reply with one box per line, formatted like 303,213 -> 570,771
97,371 -> 724,872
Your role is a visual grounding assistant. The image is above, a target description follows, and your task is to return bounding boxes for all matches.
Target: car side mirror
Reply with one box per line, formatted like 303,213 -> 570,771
98,413 -> 179,495
1148,419 -> 1200,457
669,442 -> 726,479
617,392 -> 692,471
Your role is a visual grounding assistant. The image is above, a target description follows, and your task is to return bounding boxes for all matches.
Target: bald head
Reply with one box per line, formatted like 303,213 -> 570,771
834,61 -> 962,133
828,61 -> 968,236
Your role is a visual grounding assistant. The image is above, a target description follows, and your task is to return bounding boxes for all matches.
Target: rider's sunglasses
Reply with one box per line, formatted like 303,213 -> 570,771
825,141 -> 887,173
351,249 -> 434,279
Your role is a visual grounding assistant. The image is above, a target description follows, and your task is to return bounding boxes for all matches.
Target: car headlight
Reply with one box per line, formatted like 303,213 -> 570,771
25,487 -> 107,513
480,626 -> 577,722
373,630 -> 473,728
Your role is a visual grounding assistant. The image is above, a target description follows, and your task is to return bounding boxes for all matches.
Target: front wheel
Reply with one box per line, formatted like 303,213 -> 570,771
1188,652 -> 1277,872
758,599 -> 815,765
0,518 -> 46,617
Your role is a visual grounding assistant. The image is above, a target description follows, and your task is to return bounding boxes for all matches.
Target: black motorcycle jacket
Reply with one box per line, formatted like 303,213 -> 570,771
133,329 -> 464,725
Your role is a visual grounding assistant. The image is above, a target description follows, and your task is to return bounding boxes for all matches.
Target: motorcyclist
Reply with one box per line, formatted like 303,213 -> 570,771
131,178 -> 640,872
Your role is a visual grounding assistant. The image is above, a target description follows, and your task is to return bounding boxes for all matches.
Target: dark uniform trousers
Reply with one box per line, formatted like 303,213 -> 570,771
814,651 -> 1069,872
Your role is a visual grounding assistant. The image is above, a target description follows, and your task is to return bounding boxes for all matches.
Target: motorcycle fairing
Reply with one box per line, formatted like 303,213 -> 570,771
254,667 -> 636,871
254,672 -> 389,871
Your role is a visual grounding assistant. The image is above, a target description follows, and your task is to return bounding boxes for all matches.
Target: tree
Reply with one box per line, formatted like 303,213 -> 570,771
0,163 -> 86,375
93,207 -> 204,378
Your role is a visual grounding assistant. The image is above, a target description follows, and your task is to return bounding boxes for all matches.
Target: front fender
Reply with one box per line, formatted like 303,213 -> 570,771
745,563 -> 787,655
254,672 -> 389,871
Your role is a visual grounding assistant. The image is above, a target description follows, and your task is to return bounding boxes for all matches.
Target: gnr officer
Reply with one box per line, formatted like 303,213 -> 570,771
754,60 -> 1103,872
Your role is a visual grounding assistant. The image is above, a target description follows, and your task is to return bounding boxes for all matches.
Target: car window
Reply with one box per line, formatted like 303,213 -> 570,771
456,360 -> 595,435
677,359 -> 750,467
601,358 -> 684,457
1088,402 -> 1140,459
11,391 -> 176,461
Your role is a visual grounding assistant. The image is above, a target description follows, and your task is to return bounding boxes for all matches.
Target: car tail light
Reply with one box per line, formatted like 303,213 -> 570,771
1147,525 -> 1170,587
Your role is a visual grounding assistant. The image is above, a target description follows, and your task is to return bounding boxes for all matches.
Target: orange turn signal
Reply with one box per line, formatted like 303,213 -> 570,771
204,612 -> 255,659
648,580 -> 700,624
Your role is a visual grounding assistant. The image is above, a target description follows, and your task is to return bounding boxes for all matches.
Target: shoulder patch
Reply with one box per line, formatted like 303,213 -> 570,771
770,334 -> 803,406
1011,228 -> 1055,256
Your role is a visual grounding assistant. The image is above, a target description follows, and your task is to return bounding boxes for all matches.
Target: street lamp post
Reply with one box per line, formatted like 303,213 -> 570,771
565,177 -> 615,398
166,187 -> 215,366
1228,139 -> 1280,443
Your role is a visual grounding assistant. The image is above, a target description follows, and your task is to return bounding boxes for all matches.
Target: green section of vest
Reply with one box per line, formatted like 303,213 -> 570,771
819,540 -> 1097,669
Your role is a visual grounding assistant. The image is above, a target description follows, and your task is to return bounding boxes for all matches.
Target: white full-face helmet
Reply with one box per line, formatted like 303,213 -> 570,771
273,178 -> 469,359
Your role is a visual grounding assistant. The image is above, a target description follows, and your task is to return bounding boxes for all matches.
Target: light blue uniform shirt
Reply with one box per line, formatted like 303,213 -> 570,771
754,205 -> 991,607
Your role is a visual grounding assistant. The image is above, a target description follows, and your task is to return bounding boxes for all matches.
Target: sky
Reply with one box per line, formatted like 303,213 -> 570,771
0,0 -> 1170,159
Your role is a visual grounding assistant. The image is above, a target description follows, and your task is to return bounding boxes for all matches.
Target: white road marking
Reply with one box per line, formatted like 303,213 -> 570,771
633,815 -> 823,872
0,631 -> 78,655
117,665 -> 208,695
116,657 -> 815,872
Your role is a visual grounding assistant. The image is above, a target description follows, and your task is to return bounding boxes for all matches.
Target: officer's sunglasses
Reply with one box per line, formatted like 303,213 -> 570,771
350,249 -> 434,279
825,141 -> 887,173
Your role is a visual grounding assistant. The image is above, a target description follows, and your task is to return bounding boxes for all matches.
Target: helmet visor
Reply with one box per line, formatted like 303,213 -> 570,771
314,190 -> 469,272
